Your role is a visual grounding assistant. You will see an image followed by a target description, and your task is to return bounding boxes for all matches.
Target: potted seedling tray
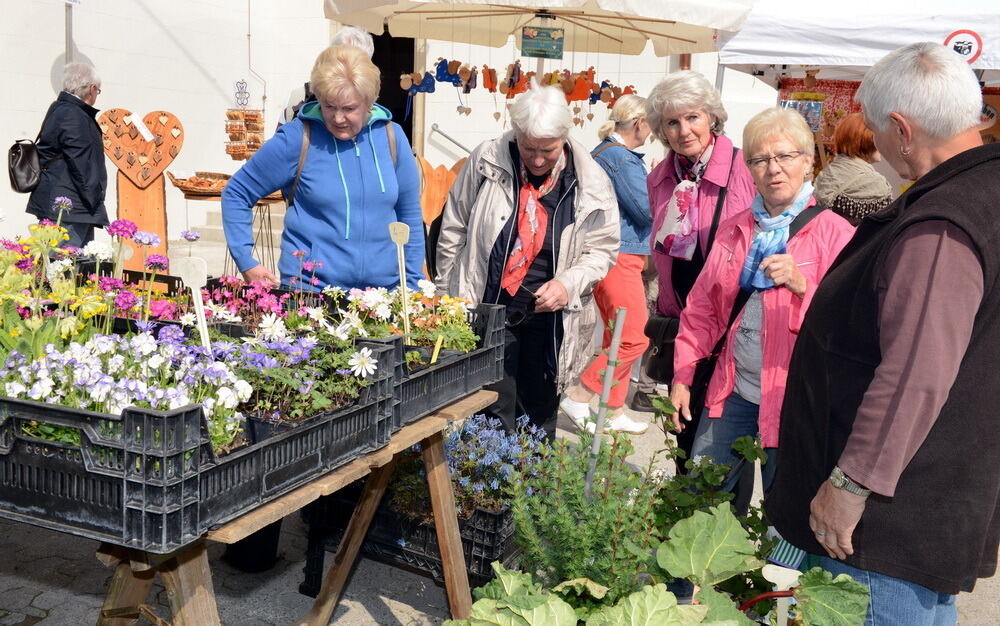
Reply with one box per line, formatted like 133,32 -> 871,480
0,344 -> 394,554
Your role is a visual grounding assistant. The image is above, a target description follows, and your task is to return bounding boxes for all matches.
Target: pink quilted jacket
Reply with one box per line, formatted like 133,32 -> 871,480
672,202 -> 855,447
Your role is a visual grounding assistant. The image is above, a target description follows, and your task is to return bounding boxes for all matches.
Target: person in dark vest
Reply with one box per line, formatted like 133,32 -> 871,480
766,41 -> 999,625
26,62 -> 107,248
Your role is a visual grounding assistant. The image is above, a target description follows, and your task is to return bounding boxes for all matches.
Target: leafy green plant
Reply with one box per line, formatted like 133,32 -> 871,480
510,432 -> 662,612
444,563 -> 711,626
650,396 -> 778,608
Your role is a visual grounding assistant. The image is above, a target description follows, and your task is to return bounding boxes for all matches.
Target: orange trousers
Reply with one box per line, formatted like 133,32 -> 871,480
580,253 -> 650,408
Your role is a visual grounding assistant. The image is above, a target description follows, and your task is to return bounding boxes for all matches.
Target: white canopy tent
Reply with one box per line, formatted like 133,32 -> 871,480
717,0 -> 1000,86
324,0 -> 754,56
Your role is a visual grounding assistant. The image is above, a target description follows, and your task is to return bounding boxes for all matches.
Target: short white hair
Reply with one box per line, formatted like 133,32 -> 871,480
856,42 -> 982,139
63,63 -> 100,98
331,26 -> 375,58
509,83 -> 573,139
647,70 -> 728,144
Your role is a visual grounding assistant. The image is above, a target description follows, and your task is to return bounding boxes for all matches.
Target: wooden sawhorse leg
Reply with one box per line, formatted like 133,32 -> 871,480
298,429 -> 474,624
297,460 -> 396,626
96,540 -> 220,626
421,430 -> 472,619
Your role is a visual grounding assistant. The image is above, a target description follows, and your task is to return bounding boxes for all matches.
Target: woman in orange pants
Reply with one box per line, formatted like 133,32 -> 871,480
560,95 -> 652,434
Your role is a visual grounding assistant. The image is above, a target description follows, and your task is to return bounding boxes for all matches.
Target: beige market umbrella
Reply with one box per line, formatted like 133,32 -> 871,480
324,0 -> 754,56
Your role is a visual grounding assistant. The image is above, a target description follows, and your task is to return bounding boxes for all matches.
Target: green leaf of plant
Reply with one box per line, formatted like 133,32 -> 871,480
795,567 -> 870,626
474,562 -> 544,601
695,587 -> 754,625
585,583 -> 697,625
656,502 -> 763,586
498,595 -> 579,625
551,577 -> 610,600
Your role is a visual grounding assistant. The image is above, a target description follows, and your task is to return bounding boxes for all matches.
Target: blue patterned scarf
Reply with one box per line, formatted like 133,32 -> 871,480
738,182 -> 814,291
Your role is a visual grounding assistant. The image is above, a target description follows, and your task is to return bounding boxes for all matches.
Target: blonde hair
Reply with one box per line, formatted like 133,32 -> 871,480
743,107 -> 815,160
310,45 -> 380,108
597,94 -> 648,141
647,71 -> 727,144
509,82 -> 573,139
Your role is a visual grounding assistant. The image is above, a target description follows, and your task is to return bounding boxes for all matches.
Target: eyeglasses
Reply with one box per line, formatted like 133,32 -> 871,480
747,151 -> 805,170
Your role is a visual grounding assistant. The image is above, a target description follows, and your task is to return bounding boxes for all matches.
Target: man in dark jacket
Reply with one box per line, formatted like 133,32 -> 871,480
26,62 -> 108,247
767,42 -> 998,625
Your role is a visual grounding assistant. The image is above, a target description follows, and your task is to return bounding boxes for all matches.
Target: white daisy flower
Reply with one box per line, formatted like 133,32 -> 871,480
348,347 -> 378,378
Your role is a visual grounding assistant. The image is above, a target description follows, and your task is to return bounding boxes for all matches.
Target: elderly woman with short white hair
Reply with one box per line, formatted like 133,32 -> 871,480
669,106 -> 854,495
27,62 -> 107,247
436,83 -> 620,436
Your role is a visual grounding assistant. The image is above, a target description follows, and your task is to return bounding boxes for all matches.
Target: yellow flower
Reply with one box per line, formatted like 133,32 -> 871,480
8,327 -> 21,337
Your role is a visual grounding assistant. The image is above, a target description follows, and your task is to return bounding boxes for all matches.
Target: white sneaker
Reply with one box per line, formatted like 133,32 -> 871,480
559,397 -> 594,432
603,414 -> 649,435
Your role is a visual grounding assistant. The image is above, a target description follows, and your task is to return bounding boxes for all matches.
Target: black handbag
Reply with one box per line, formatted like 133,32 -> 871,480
8,106 -> 60,194
643,147 -> 737,383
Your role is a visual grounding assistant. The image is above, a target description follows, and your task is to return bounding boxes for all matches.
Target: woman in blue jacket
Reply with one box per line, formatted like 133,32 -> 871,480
560,95 -> 653,434
222,45 -> 423,291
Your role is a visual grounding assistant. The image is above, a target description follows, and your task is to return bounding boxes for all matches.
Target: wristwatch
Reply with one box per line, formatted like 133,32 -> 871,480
829,466 -> 872,497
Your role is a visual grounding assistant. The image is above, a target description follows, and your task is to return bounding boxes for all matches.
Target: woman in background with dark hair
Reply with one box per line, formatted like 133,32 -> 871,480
814,112 -> 892,224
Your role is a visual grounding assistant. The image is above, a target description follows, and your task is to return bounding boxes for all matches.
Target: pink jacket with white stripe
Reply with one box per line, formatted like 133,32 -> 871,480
672,202 -> 855,447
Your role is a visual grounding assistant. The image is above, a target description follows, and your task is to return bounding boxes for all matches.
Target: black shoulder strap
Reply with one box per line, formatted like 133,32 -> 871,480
287,121 -> 311,206
789,204 -> 825,239
709,203 -> 828,355
704,145 -> 740,259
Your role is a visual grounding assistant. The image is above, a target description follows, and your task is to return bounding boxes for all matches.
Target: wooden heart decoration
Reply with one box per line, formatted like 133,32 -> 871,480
493,111 -> 501,121
97,108 -> 184,189
587,113 -> 595,121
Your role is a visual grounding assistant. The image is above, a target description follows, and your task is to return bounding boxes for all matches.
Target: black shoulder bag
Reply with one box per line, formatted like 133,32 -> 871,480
8,104 -> 61,193
643,146 -> 738,383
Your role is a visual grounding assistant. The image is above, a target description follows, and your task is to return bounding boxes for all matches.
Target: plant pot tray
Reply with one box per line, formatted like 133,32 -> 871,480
299,488 -> 518,596
0,344 -> 394,554
363,303 -> 506,441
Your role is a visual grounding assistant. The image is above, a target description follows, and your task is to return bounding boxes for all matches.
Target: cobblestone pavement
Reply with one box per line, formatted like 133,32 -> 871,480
0,406 -> 995,624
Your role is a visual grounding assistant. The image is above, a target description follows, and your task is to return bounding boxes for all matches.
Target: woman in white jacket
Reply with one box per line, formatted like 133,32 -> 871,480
436,84 -> 620,436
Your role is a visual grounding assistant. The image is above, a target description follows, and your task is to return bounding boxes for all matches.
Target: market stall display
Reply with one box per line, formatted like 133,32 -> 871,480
0,218 -> 504,558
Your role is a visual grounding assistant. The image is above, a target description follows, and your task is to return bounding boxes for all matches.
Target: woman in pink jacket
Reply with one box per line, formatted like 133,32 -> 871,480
645,71 -> 756,458
669,107 -> 855,493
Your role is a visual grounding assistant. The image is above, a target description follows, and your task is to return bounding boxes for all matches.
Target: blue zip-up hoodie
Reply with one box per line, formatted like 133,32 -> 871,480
591,137 -> 652,255
222,102 -> 424,291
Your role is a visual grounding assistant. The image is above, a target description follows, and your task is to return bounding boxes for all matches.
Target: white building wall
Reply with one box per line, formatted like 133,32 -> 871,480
0,0 -> 332,240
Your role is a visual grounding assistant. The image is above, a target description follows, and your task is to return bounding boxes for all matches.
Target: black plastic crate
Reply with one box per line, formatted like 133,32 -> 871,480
363,303 -> 505,435
0,344 -> 394,554
299,488 -> 518,596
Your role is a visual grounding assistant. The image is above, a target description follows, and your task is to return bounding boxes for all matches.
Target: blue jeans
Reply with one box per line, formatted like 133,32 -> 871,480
818,557 -> 957,626
689,393 -> 777,493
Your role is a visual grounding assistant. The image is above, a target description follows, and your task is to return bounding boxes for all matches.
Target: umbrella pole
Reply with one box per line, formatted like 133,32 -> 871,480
584,306 -> 627,499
